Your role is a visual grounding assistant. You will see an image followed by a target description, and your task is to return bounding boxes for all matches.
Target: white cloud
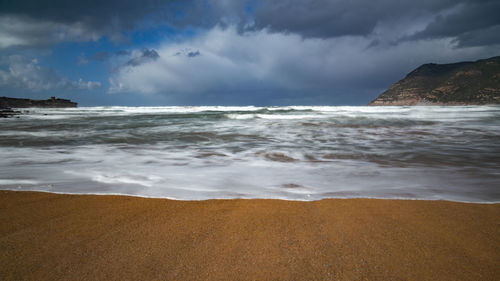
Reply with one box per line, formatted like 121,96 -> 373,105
0,55 -> 101,91
108,25 -> 499,104
109,26 -> 347,96
73,78 -> 102,90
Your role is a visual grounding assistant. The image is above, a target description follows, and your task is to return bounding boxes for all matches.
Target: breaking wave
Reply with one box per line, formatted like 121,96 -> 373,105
1,105 -> 499,202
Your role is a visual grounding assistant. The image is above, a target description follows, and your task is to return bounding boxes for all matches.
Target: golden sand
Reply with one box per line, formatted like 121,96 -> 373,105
1,190 -> 499,280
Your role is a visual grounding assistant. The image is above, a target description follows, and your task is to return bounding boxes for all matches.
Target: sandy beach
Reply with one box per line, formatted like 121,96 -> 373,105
1,190 -> 499,280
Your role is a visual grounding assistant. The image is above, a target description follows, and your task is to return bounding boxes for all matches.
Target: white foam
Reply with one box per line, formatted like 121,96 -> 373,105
91,173 -> 161,187
82,105 -> 263,114
13,105 -> 500,124
0,179 -> 40,185
255,114 -> 326,119
225,113 -> 327,120
1,105 -> 499,202
225,114 -> 256,119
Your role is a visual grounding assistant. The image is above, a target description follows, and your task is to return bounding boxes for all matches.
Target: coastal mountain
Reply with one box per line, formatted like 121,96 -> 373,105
369,56 -> 500,105
0,96 -> 77,108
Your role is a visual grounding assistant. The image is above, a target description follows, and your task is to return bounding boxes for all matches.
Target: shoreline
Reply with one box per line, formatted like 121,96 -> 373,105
1,190 -> 499,280
2,189 -> 499,204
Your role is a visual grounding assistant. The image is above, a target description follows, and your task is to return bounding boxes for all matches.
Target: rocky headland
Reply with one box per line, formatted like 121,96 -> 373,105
0,96 -> 77,108
369,56 -> 500,106
0,96 -> 77,118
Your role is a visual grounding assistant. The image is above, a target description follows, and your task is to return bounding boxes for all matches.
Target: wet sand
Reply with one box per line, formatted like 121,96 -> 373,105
1,190 -> 499,280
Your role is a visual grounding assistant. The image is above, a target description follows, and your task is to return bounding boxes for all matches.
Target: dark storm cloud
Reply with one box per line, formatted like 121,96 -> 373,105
1,0 -> 499,49
0,0 -> 174,31
247,0 -> 500,48
207,0 -> 500,48
454,25 -> 500,47
409,0 -> 500,47
173,49 -> 201,58
126,49 -> 160,66
250,0 -> 457,37
0,0 -> 180,48
187,51 -> 201,57
2,0 -> 500,106
0,0 -> 250,49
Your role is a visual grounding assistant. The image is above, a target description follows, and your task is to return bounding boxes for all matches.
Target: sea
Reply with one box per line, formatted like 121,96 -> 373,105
1,105 -> 499,202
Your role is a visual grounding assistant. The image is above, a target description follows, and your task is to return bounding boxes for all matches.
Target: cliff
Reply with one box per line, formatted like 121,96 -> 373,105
369,56 -> 500,105
0,96 -> 77,109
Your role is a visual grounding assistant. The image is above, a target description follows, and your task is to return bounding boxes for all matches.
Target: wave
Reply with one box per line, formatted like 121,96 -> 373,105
9,105 -> 499,123
1,105 -> 499,202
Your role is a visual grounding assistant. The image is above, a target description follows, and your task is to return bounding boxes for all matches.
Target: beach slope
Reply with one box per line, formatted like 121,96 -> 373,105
1,190 -> 499,280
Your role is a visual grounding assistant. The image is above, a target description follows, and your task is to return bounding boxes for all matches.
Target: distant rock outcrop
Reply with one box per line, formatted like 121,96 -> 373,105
0,96 -> 77,108
369,56 -> 500,105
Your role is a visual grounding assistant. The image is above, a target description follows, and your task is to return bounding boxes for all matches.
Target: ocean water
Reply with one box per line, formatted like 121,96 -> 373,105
1,105 -> 499,202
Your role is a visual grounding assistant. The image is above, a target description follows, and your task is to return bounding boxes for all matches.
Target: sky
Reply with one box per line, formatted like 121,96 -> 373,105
0,0 -> 499,106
